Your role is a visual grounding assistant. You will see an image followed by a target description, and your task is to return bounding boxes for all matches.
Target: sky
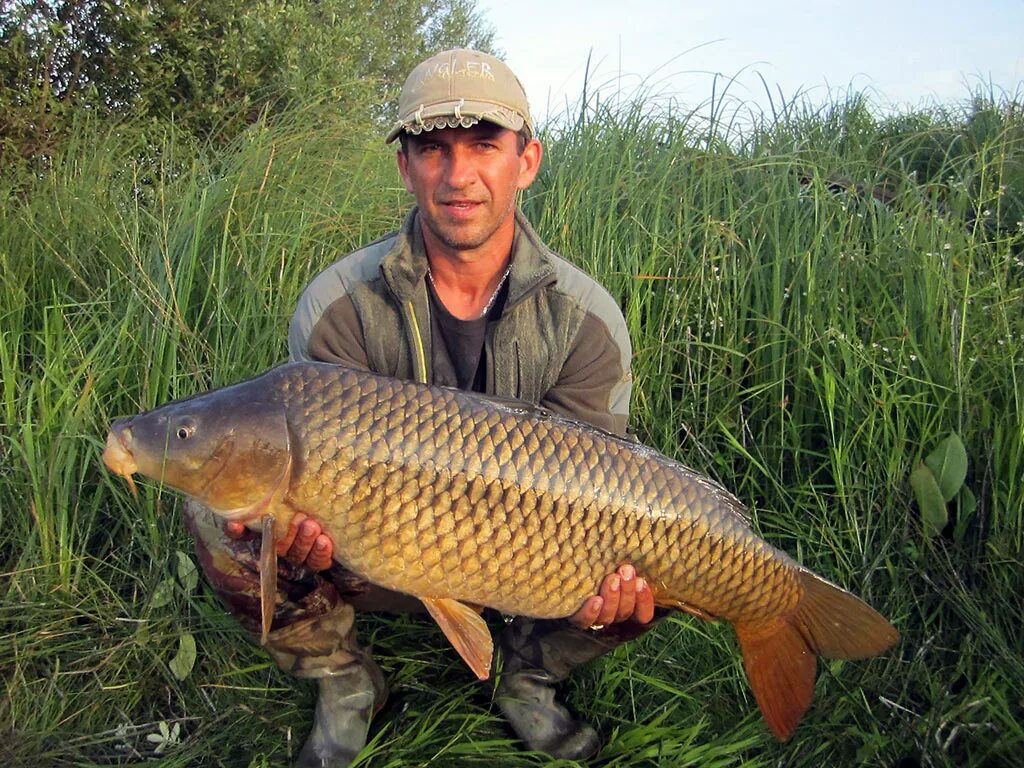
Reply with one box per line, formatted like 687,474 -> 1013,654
476,0 -> 1024,124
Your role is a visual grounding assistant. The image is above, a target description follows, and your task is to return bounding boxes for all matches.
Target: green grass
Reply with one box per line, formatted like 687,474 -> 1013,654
3,88 -> 1023,766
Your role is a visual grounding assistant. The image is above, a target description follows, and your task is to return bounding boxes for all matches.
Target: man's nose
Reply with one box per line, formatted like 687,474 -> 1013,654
444,146 -> 476,188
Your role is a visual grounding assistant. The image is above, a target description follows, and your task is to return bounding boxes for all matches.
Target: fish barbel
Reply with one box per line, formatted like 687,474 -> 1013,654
103,362 -> 898,740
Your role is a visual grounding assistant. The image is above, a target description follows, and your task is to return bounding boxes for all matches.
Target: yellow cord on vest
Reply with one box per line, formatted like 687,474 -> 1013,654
405,300 -> 428,384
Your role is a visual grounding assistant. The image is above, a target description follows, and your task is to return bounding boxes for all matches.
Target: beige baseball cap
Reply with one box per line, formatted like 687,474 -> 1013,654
385,48 -> 534,144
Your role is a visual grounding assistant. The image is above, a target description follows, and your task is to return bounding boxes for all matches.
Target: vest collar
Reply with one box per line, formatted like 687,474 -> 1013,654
379,207 -> 558,308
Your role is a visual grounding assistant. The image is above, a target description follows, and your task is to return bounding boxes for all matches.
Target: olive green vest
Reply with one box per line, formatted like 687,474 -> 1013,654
289,207 -> 631,424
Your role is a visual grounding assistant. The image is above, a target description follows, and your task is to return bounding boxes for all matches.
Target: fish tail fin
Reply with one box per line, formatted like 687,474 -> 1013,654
734,569 -> 899,741
791,568 -> 900,660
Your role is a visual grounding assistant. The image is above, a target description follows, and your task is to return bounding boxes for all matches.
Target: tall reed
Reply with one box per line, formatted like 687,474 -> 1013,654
2,87 -> 1022,765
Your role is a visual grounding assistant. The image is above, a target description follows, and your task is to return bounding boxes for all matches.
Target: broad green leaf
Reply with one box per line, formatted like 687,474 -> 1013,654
150,577 -> 175,609
953,486 -> 978,544
924,433 -> 968,502
169,633 -> 197,680
176,551 -> 198,593
910,462 -> 947,539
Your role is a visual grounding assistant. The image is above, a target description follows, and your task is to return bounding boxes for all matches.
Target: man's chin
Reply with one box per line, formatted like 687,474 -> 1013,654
438,234 -> 488,251
430,223 -> 491,252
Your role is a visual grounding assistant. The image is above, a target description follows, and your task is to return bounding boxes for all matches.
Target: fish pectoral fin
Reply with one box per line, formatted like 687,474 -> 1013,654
259,514 -> 278,646
421,597 -> 493,681
658,597 -> 718,622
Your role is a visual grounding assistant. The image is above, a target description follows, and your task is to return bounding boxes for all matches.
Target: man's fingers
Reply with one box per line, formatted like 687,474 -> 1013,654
569,595 -> 604,629
234,512 -> 331,570
570,567 -> 655,630
634,578 -> 656,624
614,564 -> 637,622
275,513 -> 305,555
285,518 -> 321,564
304,535 -> 333,571
595,574 -> 620,626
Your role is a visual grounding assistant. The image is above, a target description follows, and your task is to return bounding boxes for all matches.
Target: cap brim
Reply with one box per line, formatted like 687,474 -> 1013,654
385,99 -> 528,143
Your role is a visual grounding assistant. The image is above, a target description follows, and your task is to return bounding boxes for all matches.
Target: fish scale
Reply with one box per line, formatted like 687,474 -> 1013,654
277,363 -> 798,621
104,360 -> 899,740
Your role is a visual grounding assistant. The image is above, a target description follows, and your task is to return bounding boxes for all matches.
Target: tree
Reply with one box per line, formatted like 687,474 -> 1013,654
0,0 -> 495,162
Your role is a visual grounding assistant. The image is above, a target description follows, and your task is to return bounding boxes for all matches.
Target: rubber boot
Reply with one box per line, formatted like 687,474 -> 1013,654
262,602 -> 387,768
183,501 -> 386,767
297,661 -> 386,768
495,618 -> 625,760
496,615 -> 663,760
496,666 -> 601,760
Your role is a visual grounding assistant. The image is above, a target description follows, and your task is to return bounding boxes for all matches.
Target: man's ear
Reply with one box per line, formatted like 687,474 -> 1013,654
396,148 -> 414,194
517,138 -> 543,190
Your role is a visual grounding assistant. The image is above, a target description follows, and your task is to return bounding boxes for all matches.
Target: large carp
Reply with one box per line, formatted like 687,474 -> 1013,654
103,361 -> 898,740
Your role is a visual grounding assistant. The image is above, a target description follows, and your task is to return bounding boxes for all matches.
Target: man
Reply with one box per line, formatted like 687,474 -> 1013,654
186,48 -> 655,767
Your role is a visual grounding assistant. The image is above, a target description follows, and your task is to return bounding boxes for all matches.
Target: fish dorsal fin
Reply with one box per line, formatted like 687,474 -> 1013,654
421,597 -> 493,680
453,387 -> 754,526
443,388 -> 554,418
259,514 -> 277,645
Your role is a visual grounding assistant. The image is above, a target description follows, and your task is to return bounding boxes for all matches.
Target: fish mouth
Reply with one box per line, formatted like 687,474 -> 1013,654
103,422 -> 140,500
103,424 -> 138,478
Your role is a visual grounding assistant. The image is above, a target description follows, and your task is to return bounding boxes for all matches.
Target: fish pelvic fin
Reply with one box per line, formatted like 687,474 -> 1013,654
421,597 -> 493,681
734,569 -> 899,741
658,597 -> 718,622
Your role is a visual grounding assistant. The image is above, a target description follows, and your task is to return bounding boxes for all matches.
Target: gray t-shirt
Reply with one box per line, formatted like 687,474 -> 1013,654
426,277 -> 508,392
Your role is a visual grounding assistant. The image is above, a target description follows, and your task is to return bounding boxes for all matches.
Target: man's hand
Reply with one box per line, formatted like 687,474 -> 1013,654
224,513 -> 334,571
569,564 -> 656,630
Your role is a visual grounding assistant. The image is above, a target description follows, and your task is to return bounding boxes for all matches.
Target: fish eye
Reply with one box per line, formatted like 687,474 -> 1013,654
175,420 -> 196,440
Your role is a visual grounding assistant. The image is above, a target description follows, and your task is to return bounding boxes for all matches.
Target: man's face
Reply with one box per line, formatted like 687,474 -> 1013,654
397,123 -> 542,256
